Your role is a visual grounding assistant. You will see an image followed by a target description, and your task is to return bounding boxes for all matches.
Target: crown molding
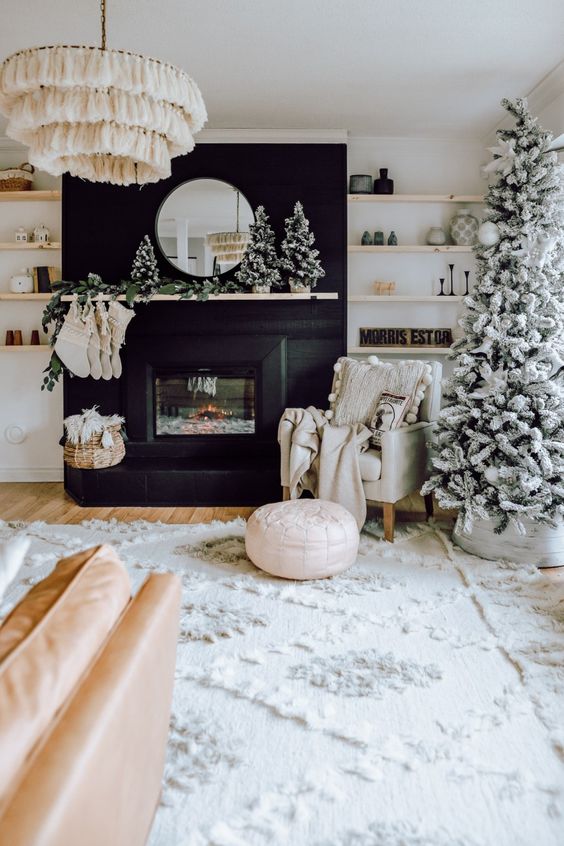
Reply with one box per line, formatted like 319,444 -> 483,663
196,128 -> 348,144
484,59 -> 564,143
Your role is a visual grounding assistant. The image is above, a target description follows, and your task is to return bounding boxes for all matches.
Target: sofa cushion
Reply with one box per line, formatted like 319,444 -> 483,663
0,537 -> 30,606
0,544 -> 131,803
359,449 -> 382,482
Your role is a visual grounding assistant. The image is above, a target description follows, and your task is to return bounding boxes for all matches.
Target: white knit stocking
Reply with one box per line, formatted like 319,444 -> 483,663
96,301 -> 113,380
54,300 -> 92,378
84,301 -> 102,380
108,301 -> 135,378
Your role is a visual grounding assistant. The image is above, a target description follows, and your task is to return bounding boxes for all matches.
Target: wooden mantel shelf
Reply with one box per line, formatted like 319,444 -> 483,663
60,292 -> 339,302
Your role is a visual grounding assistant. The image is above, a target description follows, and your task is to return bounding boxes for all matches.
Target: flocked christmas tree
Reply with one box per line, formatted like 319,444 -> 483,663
423,99 -> 564,534
235,205 -> 282,292
280,201 -> 325,291
129,235 -> 160,300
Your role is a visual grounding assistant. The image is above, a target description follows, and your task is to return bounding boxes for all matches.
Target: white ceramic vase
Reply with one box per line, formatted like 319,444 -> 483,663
452,514 -> 564,568
450,209 -> 479,246
10,268 -> 34,293
426,226 -> 447,246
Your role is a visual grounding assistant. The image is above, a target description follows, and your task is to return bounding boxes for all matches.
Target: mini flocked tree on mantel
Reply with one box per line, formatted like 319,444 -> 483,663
422,98 -> 564,564
235,205 -> 282,293
280,201 -> 325,293
128,235 -> 161,301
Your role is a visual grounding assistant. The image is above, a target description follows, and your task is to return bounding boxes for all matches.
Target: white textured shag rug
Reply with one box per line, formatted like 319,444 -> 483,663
1,517 -> 563,846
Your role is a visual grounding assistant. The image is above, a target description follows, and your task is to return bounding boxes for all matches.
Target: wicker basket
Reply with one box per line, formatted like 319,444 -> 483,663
0,163 -> 34,192
64,424 -> 125,470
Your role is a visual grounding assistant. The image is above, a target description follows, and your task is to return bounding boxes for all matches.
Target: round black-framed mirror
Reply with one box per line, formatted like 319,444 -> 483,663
155,177 -> 254,277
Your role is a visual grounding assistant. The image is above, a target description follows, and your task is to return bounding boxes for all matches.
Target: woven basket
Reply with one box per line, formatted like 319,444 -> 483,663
64,424 -> 125,470
0,163 -> 34,192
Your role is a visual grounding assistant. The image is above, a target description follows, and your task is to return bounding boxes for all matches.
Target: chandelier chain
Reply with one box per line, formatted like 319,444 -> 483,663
100,0 -> 107,50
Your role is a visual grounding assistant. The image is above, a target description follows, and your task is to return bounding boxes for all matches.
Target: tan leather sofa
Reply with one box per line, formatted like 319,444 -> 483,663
0,544 -> 181,846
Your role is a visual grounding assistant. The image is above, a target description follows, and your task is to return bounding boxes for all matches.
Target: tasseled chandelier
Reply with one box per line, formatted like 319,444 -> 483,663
206,190 -> 250,263
0,0 -> 206,186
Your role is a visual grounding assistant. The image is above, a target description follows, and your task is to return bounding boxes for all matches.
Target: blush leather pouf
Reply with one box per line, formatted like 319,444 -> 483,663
245,499 -> 359,580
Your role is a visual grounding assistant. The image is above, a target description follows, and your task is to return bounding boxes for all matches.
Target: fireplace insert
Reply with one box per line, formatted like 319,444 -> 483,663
154,368 -> 256,437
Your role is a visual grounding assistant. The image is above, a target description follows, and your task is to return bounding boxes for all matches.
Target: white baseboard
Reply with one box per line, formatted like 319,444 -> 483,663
0,468 -> 64,482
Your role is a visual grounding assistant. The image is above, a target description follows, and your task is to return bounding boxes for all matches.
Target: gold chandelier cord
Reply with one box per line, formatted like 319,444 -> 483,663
100,0 -> 107,50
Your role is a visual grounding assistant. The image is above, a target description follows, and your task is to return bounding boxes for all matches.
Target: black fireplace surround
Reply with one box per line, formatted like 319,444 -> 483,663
62,143 -> 346,506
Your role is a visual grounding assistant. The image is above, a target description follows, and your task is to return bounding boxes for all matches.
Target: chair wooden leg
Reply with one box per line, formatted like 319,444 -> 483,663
424,493 -> 434,519
383,502 -> 395,543
282,486 -> 290,501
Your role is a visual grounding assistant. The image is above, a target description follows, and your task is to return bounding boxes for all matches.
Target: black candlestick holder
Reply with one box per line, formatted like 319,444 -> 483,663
448,263 -> 455,296
463,270 -> 470,296
438,277 -> 446,296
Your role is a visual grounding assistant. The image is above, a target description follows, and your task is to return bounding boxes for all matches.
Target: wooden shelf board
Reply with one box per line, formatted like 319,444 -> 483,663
348,295 -> 464,302
61,292 -> 339,302
348,346 -> 452,355
348,194 -> 484,203
0,345 -> 51,352
0,293 -> 53,300
0,242 -> 61,250
0,190 -> 61,202
348,245 -> 473,253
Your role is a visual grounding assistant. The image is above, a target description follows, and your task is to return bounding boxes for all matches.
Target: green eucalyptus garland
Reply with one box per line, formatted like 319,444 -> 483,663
41,273 -> 244,391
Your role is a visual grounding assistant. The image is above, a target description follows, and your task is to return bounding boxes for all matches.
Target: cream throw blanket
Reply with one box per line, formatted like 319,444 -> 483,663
278,407 -> 371,529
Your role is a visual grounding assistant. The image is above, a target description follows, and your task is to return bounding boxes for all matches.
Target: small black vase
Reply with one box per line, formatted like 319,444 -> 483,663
373,168 -> 394,195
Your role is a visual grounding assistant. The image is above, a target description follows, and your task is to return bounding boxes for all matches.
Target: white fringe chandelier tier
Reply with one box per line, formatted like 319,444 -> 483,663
206,190 -> 250,263
0,1 -> 206,186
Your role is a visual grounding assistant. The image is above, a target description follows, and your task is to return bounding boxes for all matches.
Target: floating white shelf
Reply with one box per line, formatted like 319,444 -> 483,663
348,194 -> 484,203
348,346 -> 452,355
0,242 -> 61,250
0,190 -> 61,202
0,293 -> 53,300
348,295 -> 464,302
60,292 -> 339,302
348,245 -> 473,253
0,345 -> 50,352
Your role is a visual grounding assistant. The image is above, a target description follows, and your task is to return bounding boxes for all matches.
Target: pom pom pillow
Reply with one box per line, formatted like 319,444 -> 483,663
327,356 -> 432,429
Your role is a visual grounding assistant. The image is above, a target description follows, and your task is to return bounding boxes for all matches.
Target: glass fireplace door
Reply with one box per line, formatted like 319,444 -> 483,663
154,368 -> 256,436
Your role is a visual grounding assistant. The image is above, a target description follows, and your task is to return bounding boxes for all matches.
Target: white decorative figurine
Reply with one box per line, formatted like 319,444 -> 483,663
33,223 -> 50,244
14,226 -> 28,242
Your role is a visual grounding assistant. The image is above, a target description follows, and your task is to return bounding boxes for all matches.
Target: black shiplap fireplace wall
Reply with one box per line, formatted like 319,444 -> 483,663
62,143 -> 347,505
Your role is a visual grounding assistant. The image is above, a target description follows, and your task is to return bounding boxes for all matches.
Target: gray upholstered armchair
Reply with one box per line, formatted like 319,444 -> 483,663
279,360 -> 442,542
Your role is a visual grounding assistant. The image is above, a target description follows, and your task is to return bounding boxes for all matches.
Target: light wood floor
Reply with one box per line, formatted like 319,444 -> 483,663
1,484 -> 561,578
0,482 -> 450,525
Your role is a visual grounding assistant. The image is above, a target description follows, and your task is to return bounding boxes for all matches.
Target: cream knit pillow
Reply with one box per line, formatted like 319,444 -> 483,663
326,356 -> 433,428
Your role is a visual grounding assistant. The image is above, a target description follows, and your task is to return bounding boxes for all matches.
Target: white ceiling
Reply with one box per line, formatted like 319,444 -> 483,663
0,0 -> 563,139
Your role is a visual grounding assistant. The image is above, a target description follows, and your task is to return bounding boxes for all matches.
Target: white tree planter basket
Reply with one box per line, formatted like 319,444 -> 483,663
453,515 -> 564,568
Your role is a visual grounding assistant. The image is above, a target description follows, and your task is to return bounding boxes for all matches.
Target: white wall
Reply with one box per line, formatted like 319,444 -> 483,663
0,148 -> 63,481
347,136 -> 485,373
537,92 -> 564,139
